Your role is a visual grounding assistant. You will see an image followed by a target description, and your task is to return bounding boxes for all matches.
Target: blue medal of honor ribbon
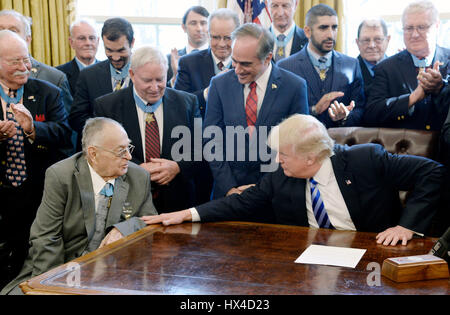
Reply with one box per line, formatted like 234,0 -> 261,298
133,89 -> 163,113
271,27 -> 296,48
0,86 -> 24,104
110,62 -> 131,81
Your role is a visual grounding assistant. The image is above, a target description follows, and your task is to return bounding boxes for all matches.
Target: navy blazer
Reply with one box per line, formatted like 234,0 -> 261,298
94,86 -> 201,213
204,64 -> 309,199
69,60 -> 113,135
278,46 -> 365,128
57,58 -> 80,97
0,79 -> 72,189
174,49 -> 216,119
197,144 -> 444,234
358,55 -> 375,99
364,47 -> 450,131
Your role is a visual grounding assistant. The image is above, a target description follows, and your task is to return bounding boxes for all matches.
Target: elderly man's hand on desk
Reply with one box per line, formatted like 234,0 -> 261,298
376,225 -> 414,246
142,209 -> 192,226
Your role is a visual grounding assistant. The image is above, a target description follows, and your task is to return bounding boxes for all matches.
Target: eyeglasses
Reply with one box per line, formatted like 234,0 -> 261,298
94,144 -> 135,158
210,35 -> 232,42
358,37 -> 386,46
2,57 -> 32,67
403,24 -> 433,35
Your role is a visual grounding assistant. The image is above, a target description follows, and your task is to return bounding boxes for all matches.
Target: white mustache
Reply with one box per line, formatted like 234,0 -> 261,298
14,70 -> 30,77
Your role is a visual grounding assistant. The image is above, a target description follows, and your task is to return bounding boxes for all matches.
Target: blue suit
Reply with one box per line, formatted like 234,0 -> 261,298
364,47 -> 450,131
174,49 -> 216,119
204,64 -> 309,200
278,46 -> 365,128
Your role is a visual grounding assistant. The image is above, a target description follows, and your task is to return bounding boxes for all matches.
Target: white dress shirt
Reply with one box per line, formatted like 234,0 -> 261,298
243,63 -> 273,115
306,157 -> 356,230
134,87 -> 164,162
87,162 -> 116,213
272,23 -> 295,59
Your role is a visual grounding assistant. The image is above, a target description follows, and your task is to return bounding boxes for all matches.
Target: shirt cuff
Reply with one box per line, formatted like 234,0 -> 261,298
190,207 -> 201,222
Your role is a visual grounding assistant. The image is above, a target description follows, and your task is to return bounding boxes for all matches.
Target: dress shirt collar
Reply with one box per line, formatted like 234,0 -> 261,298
310,156 -> 335,186
211,51 -> 232,70
307,44 -> 333,67
87,161 -> 116,196
75,57 -> 96,70
187,42 -> 209,54
244,62 -> 273,90
271,23 -> 295,37
410,46 -> 436,68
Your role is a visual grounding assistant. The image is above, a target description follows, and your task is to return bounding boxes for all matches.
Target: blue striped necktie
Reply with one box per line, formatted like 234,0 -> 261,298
310,178 -> 333,229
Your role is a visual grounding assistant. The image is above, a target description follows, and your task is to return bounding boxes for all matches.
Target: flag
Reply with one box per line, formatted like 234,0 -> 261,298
227,0 -> 272,28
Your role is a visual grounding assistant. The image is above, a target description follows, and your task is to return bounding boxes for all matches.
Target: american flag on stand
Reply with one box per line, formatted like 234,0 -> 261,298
227,0 -> 272,28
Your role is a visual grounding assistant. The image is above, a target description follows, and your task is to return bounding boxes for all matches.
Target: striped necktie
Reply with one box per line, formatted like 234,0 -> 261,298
145,111 -> 160,162
310,178 -> 333,229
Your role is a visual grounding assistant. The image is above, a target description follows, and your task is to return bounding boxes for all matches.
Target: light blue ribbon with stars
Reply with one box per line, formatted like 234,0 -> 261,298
0,86 -> 24,104
133,89 -> 163,113
271,27 -> 295,48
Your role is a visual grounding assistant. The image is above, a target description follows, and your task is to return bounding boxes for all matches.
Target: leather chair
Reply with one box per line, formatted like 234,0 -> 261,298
328,127 -> 439,159
328,127 -> 444,237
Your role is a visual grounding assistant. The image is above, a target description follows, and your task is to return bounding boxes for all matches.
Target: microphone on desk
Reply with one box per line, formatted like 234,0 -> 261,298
429,226 -> 450,264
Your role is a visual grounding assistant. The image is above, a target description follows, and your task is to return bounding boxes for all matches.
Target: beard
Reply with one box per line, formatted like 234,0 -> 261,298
311,36 -> 336,54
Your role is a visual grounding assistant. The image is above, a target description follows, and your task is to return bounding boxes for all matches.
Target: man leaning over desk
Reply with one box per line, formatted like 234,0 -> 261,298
144,114 -> 444,247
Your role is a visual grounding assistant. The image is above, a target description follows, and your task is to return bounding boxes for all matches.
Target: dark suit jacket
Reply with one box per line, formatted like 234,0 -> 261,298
205,64 -> 309,199
197,144 -> 444,234
69,60 -> 113,136
364,47 -> 450,131
358,55 -> 375,99
271,25 -> 308,61
30,58 -> 73,118
0,79 -> 72,190
94,86 -> 201,213
278,46 -> 365,128
174,48 -> 216,119
56,58 -> 80,97
0,153 -> 157,295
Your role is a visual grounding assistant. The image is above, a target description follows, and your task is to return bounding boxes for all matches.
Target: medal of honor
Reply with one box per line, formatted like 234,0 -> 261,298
278,47 -> 284,57
319,69 -> 327,81
146,113 -> 155,124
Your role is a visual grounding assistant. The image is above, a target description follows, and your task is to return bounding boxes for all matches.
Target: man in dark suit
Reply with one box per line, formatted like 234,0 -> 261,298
355,19 -> 390,98
69,17 -> 135,149
167,6 -> 210,87
0,30 -> 72,288
0,10 -> 73,119
268,0 -> 308,63
94,46 -> 200,214
175,8 -> 240,119
204,23 -> 308,201
1,117 -> 158,295
143,114 -> 444,247
364,1 -> 450,131
278,4 -> 365,129
57,19 -> 100,96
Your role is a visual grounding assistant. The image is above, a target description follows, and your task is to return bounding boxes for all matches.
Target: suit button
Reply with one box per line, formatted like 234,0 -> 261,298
397,117 -> 401,121
401,116 -> 405,119
1,161 -> 5,165
426,125 -> 431,130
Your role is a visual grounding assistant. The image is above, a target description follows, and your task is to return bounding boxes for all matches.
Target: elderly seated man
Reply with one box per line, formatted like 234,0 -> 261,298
1,117 -> 157,295
143,114 -> 444,247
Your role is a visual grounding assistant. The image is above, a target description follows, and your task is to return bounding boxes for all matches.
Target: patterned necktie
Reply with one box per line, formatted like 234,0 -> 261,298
310,178 -> 333,229
318,57 -> 328,81
275,34 -> 287,62
86,183 -> 114,252
5,89 -> 27,187
145,111 -> 160,162
217,61 -> 224,72
246,82 -> 258,129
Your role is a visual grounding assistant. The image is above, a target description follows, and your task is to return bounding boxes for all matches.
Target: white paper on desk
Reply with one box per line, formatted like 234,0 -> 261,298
295,245 -> 367,268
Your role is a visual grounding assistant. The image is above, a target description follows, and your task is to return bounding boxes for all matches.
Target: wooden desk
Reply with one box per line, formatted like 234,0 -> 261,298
21,222 -> 449,295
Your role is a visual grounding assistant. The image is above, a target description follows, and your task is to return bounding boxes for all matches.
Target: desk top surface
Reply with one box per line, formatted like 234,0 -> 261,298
22,222 -> 450,295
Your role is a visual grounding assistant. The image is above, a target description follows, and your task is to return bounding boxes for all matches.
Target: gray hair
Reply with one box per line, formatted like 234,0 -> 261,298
130,46 -> 168,72
208,8 -> 240,32
81,117 -> 125,154
0,10 -> 32,37
402,0 -> 439,25
357,18 -> 389,38
231,23 -> 274,61
305,4 -> 337,27
69,18 -> 98,37
268,114 -> 335,162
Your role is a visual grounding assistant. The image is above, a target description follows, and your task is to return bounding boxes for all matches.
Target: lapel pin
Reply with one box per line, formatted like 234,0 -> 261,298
272,84 -> 278,90
28,95 -> 35,101
31,68 -> 37,74
346,180 -> 352,186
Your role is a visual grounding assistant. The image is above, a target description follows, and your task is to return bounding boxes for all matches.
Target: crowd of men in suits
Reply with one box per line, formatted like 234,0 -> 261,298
0,0 -> 449,294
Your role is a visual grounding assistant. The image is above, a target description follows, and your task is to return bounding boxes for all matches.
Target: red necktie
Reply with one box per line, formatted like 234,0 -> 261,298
246,82 -> 258,129
145,112 -> 160,162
